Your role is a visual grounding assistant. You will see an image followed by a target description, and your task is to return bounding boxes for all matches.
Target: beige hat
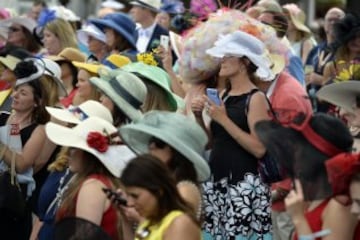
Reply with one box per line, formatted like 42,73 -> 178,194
46,100 -> 114,124
46,116 -> 134,177
130,0 -> 161,12
0,54 -> 20,70
48,47 -> 86,63
4,16 -> 37,33
282,4 -> 311,34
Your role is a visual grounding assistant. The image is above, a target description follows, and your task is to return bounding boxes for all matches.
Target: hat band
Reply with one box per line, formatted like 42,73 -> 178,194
103,59 -> 118,70
301,124 -> 343,157
109,77 -> 142,109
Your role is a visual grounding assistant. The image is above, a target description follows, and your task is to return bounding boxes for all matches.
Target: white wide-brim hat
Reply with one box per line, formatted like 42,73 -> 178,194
130,0 -> 161,12
46,100 -> 114,124
317,80 -> 360,113
119,111 -> 210,182
46,116 -> 134,177
206,30 -> 274,81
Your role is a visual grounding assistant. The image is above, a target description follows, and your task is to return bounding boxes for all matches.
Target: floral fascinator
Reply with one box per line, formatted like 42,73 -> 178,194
179,8 -> 289,84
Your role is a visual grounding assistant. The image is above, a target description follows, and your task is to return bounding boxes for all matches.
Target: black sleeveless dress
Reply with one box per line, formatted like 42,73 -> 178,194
202,92 -> 272,239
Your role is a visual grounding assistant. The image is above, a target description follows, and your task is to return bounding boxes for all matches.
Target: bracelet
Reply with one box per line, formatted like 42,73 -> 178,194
299,229 -> 331,240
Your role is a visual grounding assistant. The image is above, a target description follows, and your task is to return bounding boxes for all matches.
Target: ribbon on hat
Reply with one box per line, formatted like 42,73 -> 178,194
109,77 -> 142,109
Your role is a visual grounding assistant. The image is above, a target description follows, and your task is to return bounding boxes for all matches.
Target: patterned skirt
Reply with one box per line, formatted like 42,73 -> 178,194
202,173 -> 272,240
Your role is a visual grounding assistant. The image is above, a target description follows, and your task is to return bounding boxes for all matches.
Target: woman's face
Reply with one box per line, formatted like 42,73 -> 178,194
43,28 -> 62,55
219,56 -> 243,78
68,148 -> 85,172
100,94 -> 115,113
125,186 -> 158,218
347,34 -> 360,54
104,28 -> 115,49
88,36 -> 107,55
11,83 -> 36,112
76,69 -> 93,99
148,139 -> 173,165
0,64 -> 16,86
7,24 -> 25,47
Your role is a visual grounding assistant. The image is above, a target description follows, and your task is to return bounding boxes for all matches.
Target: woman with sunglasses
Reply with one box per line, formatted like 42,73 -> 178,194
121,154 -> 201,240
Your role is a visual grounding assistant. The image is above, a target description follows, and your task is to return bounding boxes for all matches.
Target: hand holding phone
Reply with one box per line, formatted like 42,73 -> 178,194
206,88 -> 221,106
160,35 -> 169,51
102,188 -> 127,206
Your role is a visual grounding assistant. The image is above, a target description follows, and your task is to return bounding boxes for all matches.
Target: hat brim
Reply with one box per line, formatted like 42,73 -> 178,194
0,56 -> 18,71
119,124 -> 210,182
317,81 -> 360,113
90,19 -> 137,50
72,61 -> 101,75
89,77 -> 143,121
46,106 -> 82,124
290,15 -> 311,34
46,122 -> 134,177
206,45 -> 274,80
129,0 -> 160,12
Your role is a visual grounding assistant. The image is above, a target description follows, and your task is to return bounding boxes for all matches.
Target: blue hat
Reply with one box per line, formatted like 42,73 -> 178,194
90,13 -> 136,50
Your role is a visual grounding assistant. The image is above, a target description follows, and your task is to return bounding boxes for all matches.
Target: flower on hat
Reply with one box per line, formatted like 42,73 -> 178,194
137,52 -> 158,66
87,131 -> 109,153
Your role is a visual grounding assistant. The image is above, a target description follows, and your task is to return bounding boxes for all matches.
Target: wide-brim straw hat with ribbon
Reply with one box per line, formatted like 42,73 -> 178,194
317,80 -> 360,113
119,110 -> 210,182
89,67 -> 147,121
48,47 -> 86,63
179,8 -> 289,84
46,116 -> 134,177
46,100 -> 114,125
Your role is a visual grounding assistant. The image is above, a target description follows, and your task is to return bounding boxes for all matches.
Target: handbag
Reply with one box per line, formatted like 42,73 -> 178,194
245,89 -> 283,184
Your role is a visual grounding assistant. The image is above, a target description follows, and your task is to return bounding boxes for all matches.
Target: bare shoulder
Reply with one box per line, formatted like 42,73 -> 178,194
164,214 -> 201,240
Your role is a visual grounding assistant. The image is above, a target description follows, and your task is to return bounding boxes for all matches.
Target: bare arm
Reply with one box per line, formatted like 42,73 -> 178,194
322,199 -> 357,240
76,178 -> 109,225
163,214 -> 201,240
177,182 -> 201,216
301,39 -> 315,65
30,216 -> 43,240
1,125 -> 46,173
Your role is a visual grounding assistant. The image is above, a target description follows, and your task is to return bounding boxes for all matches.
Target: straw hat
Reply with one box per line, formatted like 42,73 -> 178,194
282,4 -> 311,35
317,81 -> 360,113
103,54 -> 131,69
206,30 -> 274,81
119,110 -> 210,181
122,62 -> 184,110
72,61 -> 102,75
46,100 -> 113,125
130,0 -> 161,12
0,54 -> 21,71
46,116 -> 133,177
89,67 -> 147,121
49,48 -> 86,63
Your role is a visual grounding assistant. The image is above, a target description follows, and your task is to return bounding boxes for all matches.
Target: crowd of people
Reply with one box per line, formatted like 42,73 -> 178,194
0,0 -> 359,239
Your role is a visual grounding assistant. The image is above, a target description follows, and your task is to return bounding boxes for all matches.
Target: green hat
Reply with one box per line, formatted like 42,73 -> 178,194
119,110 -> 210,182
89,67 -> 147,121
121,62 -> 184,111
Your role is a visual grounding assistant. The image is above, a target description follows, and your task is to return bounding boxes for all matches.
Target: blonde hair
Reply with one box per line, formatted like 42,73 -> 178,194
141,80 -> 174,112
48,146 -> 69,172
40,75 -> 61,107
45,18 -> 78,50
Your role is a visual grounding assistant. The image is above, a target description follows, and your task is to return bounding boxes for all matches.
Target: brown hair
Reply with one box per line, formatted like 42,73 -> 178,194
112,30 -> 133,52
40,75 -> 61,107
141,80 -> 173,112
121,154 -> 199,226
48,146 -> 69,172
21,27 -> 42,53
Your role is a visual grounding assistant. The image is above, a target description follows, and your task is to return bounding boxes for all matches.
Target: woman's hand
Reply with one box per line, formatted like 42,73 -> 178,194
157,46 -> 173,73
205,95 -> 228,125
191,95 -> 207,118
285,179 -> 306,221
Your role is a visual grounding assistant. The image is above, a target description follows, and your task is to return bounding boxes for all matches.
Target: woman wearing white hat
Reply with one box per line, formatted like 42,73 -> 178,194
196,31 -> 273,239
46,116 -> 133,240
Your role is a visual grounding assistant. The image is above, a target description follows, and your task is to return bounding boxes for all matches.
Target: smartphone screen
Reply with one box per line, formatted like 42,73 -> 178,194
206,88 -> 221,106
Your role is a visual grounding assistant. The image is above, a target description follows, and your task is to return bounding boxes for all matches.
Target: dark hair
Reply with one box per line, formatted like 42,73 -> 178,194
120,154 -> 198,225
112,32 -> 134,52
20,27 -> 42,53
58,61 -> 79,88
0,45 -> 32,58
149,137 -> 198,183
112,104 -> 130,127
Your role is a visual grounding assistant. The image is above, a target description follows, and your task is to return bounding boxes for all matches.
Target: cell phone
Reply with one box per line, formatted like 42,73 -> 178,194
206,88 -> 221,106
160,35 -> 169,51
102,188 -> 127,206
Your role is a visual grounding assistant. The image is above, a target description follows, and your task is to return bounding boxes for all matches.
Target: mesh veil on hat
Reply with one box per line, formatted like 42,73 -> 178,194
119,111 -> 210,182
